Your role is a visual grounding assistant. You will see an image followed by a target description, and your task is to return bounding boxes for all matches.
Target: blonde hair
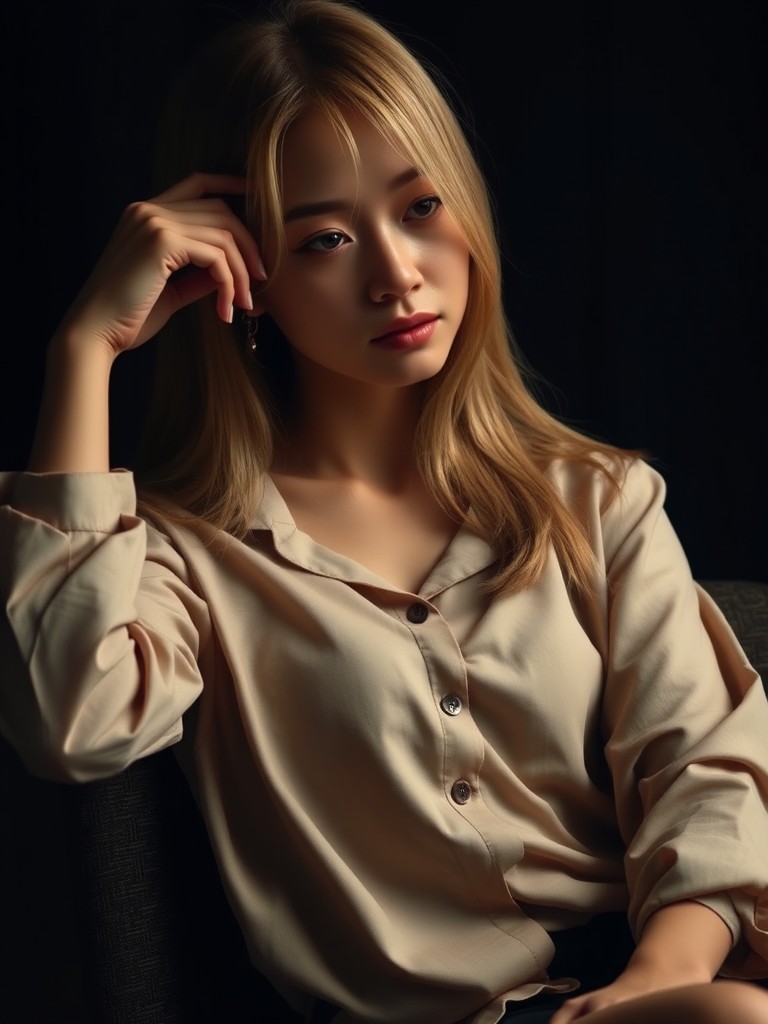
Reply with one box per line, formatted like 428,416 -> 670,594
136,0 -> 637,595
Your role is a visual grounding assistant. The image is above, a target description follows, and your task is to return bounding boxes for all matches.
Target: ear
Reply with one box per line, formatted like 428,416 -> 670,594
246,295 -> 267,317
249,274 -> 270,317
249,288 -> 270,315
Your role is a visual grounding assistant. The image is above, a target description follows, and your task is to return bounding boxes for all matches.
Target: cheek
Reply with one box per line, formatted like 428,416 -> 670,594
440,242 -> 471,303
432,230 -> 470,274
270,251 -> 361,305
261,271 -> 350,344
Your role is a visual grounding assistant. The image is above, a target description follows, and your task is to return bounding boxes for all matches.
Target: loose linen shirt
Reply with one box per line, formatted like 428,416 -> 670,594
1,457 -> 768,1024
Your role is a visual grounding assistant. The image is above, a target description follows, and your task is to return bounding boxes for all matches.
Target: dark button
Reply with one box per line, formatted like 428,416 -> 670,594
406,603 -> 428,624
440,694 -> 463,716
450,779 -> 472,805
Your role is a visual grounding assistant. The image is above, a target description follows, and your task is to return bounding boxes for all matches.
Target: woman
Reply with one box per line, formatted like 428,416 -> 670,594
1,2 -> 768,1021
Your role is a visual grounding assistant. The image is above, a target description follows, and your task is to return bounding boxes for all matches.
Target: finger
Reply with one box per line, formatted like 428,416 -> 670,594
549,997 -> 588,1023
163,223 -> 253,309
160,235 -> 242,322
167,266 -> 221,310
129,209 -> 252,315
143,200 -> 266,281
152,171 -> 248,204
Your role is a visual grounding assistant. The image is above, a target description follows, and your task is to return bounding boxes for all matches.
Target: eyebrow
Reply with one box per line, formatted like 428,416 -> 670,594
283,166 -> 422,223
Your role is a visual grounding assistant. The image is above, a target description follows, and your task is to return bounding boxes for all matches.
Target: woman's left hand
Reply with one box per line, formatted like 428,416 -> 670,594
548,962 -> 703,1022
549,901 -> 730,1021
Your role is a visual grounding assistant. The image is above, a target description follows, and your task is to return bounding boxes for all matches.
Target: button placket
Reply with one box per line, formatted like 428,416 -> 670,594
400,597 -> 477,816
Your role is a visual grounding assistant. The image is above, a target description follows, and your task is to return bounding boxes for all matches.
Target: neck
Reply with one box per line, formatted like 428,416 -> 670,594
273,360 -> 427,490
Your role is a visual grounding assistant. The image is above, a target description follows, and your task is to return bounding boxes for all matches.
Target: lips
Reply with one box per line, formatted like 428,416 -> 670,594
370,314 -> 438,344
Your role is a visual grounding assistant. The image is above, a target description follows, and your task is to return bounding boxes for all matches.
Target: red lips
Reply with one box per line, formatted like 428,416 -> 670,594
371,313 -> 438,343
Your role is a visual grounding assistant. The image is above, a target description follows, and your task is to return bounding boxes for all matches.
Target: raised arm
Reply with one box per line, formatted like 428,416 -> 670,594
1,173 -> 264,780
28,172 -> 263,473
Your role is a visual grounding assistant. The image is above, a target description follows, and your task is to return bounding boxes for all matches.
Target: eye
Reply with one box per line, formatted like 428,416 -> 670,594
405,195 -> 442,220
301,230 -> 350,253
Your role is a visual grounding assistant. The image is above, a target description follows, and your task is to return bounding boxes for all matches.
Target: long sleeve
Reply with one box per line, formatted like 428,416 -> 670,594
3,458 -> 766,1022
0,471 -> 209,782
597,458 -> 768,978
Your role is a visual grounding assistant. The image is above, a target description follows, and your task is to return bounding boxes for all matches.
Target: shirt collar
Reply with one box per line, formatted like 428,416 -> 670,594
249,474 -> 497,597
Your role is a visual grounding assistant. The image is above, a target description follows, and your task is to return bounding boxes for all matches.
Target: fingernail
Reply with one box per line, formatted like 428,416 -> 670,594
227,304 -> 234,324
245,290 -> 253,310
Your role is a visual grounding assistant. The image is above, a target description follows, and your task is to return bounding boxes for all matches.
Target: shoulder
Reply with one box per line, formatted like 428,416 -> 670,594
543,452 -> 672,570
544,451 -> 664,515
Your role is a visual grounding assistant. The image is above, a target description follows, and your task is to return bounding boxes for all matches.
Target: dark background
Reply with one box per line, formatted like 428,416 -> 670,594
1,1 -> 767,1020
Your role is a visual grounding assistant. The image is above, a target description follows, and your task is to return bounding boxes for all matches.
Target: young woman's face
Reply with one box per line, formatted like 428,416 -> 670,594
257,109 -> 470,392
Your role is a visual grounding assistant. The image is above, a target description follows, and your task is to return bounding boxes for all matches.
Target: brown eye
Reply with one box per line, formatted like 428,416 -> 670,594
302,230 -> 349,252
406,196 -> 442,220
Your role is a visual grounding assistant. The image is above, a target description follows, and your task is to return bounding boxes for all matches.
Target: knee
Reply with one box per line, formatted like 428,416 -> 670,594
707,980 -> 768,1024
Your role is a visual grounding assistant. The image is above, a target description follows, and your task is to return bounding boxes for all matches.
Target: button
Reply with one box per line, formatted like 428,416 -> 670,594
450,779 -> 472,805
440,695 -> 463,716
406,603 -> 428,624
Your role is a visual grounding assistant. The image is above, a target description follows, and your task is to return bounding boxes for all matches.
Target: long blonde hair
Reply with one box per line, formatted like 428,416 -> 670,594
136,0 -> 636,595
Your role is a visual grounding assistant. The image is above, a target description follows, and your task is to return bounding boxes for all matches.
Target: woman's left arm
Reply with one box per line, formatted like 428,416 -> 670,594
592,459 -> 768,976
549,900 -> 731,1022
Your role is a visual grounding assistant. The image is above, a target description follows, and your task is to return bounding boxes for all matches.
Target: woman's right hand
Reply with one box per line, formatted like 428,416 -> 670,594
56,172 -> 266,358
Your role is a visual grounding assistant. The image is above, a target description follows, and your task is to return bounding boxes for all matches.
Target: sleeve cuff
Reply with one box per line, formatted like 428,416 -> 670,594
3,470 -> 137,532
693,893 -> 741,951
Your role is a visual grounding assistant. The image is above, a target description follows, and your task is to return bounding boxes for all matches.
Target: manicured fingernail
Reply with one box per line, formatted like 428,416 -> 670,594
245,290 -> 253,310
227,304 -> 234,323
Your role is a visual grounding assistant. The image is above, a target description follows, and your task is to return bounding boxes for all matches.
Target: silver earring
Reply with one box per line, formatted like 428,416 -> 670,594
242,312 -> 259,355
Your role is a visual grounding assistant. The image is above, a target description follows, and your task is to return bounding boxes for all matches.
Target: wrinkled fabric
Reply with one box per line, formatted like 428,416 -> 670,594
1,457 -> 767,1024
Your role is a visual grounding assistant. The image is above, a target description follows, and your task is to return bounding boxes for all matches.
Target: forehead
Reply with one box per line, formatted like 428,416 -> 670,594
279,109 -> 414,201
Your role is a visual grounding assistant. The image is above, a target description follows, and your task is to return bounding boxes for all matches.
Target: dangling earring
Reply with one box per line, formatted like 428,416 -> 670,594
242,312 -> 259,355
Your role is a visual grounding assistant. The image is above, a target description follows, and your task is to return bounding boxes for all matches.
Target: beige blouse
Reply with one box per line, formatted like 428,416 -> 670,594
1,457 -> 768,1024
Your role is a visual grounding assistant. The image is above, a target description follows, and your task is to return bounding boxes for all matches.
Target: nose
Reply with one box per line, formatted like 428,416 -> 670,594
366,228 -> 423,303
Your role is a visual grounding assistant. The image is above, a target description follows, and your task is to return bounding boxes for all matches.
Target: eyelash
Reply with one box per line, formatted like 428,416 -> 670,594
302,230 -> 349,253
300,195 -> 443,253
406,195 -> 442,220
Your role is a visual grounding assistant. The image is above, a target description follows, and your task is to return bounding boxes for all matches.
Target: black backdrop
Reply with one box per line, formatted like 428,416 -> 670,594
1,2 -> 767,1020
3,0 -> 767,579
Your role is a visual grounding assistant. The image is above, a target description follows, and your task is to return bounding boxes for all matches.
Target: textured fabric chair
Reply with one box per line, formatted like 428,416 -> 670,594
11,579 -> 768,1023
699,580 -> 768,684
62,746 -> 299,1024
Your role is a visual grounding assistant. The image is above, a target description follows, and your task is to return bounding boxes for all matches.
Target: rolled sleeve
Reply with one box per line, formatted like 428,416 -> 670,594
599,460 -> 768,978
0,471 -> 209,782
